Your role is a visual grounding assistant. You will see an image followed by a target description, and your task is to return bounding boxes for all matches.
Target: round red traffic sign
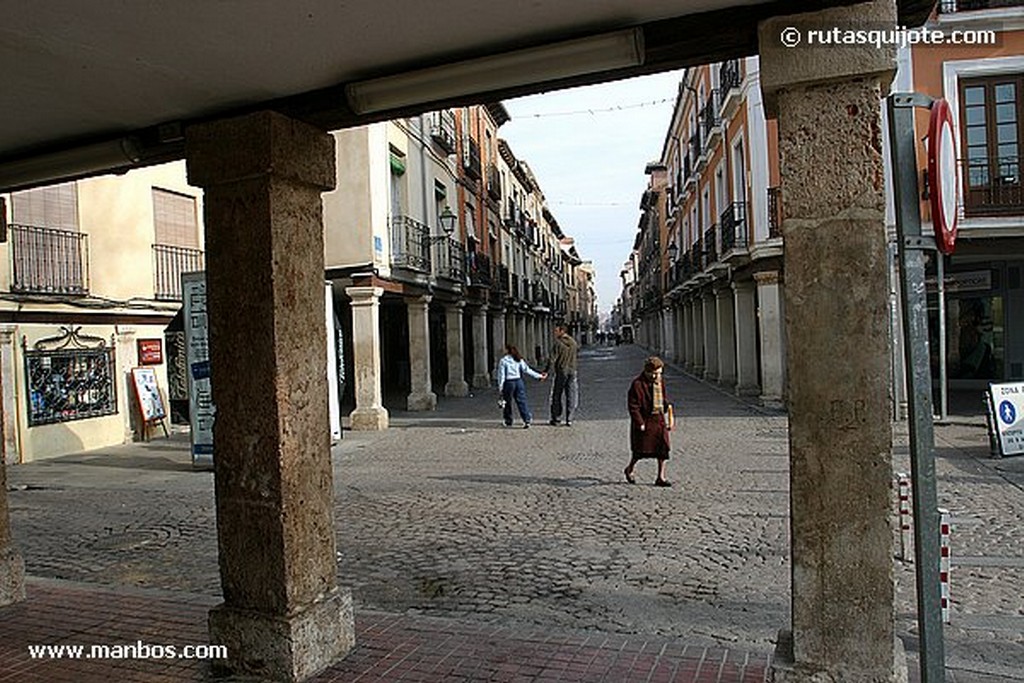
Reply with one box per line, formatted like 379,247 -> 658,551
927,98 -> 958,255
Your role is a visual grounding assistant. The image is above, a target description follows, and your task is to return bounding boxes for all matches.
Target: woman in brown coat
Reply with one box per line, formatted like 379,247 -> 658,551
624,356 -> 672,487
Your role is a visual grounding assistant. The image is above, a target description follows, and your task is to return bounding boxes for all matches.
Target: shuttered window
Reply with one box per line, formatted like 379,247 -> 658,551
153,188 -> 199,247
11,182 -> 79,231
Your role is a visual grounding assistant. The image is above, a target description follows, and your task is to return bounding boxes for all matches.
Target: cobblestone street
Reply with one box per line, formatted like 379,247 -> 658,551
5,343 -> 1023,681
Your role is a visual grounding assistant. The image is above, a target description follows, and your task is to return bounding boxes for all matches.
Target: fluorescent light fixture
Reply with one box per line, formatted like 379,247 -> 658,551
0,137 -> 142,192
346,28 -> 645,115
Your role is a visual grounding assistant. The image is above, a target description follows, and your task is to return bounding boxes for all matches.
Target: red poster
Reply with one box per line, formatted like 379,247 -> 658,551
137,339 -> 163,365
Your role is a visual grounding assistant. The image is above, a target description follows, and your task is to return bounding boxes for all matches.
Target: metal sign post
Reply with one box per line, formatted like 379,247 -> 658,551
886,92 -> 946,683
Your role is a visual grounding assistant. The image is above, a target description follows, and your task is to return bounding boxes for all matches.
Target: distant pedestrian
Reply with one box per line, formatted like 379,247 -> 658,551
624,356 -> 673,487
545,324 -> 579,426
496,344 -> 547,429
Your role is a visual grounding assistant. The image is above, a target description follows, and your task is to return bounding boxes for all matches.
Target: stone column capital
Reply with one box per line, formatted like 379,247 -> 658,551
754,270 -> 782,286
0,326 -> 16,346
732,279 -> 757,294
758,0 -> 897,117
186,111 -> 336,191
346,286 -> 384,306
445,300 -> 466,313
405,294 -> 432,307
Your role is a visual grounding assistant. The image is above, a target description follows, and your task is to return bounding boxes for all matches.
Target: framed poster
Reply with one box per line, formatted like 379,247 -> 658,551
131,367 -> 167,422
137,338 -> 163,365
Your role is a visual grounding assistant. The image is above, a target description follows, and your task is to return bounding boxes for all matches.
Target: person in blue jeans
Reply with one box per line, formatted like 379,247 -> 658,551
496,344 -> 547,428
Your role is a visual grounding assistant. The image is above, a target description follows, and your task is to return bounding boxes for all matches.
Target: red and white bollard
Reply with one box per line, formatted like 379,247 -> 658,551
898,473 -> 912,562
939,507 -> 951,623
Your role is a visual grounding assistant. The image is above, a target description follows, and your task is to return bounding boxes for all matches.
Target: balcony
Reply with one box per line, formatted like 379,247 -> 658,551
693,237 -> 704,271
719,202 -> 748,256
962,157 -> 1023,217
486,163 -> 502,201
510,273 -> 520,302
153,244 -> 205,300
429,110 -> 457,154
700,91 -> 722,151
9,224 -> 89,295
718,60 -> 743,119
462,136 -> 482,180
767,187 -> 783,239
466,250 -> 492,288
390,215 -> 432,273
689,129 -> 705,172
432,237 -> 465,282
703,225 -> 718,267
939,0 -> 1024,11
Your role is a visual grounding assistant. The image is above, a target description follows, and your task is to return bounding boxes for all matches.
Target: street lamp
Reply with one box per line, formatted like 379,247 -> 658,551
429,204 -> 457,243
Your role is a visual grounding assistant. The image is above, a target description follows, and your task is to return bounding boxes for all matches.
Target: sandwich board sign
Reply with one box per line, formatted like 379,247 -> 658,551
988,382 -> 1024,457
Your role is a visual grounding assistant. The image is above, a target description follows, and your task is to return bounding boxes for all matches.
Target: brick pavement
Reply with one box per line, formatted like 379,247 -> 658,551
2,343 -> 1022,681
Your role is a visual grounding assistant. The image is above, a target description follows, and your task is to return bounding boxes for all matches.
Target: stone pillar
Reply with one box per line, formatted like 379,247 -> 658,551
732,280 -> 760,396
760,2 -> 904,680
470,306 -> 490,388
755,271 -> 786,408
692,299 -> 705,375
716,286 -> 737,388
406,295 -> 436,411
491,310 -> 506,374
662,306 -> 676,361
185,111 -> 354,681
0,326 -> 20,464
347,286 -> 389,430
444,302 -> 469,397
115,326 -> 138,441
702,290 -> 719,382
680,301 -> 692,369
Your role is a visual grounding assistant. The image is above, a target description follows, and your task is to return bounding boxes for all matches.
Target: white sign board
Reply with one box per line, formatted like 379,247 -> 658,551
989,382 -> 1024,457
131,367 -> 167,422
183,272 -> 214,468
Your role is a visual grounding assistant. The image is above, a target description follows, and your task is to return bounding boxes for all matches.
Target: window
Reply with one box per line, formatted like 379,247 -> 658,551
9,182 -> 87,294
959,74 -> 1023,216
11,182 -> 79,231
153,189 -> 198,247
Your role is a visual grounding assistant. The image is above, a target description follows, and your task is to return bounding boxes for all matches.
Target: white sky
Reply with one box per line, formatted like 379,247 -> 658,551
502,69 -> 684,318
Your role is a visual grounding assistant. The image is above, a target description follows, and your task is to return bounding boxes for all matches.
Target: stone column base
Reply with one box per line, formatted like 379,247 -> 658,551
771,630 -> 908,683
471,374 -> 491,389
761,395 -> 785,411
406,392 -> 437,411
210,588 -> 355,682
445,380 -> 469,397
349,407 -> 389,431
735,384 -> 761,397
0,548 -> 25,606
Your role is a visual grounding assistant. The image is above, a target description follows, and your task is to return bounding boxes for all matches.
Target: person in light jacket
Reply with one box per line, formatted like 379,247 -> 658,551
624,356 -> 673,487
496,344 -> 547,428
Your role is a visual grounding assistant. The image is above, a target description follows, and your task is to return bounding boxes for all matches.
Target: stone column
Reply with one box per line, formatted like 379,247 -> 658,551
680,301 -> 692,369
0,326 -> 20,464
702,290 -> 719,382
755,271 -> 786,408
692,299 -> 705,375
662,306 -> 675,361
115,326 -> 138,441
716,286 -> 737,388
491,310 -> 506,375
760,2 -> 904,680
347,286 -> 389,430
470,306 -> 490,388
732,280 -> 760,396
444,302 -> 469,397
406,295 -> 436,411
185,111 -> 354,681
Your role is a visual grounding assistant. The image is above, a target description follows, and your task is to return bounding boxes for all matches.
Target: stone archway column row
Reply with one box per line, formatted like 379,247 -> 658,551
759,1 -> 905,680
185,111 -> 354,681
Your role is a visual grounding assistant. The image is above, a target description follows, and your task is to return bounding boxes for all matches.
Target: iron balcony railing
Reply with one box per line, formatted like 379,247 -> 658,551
390,215 -> 432,272
719,202 -> 748,253
962,156 -> 1023,217
429,110 -> 457,154
939,0 -> 1023,11
10,224 -> 89,295
767,187 -> 783,239
433,237 -> 464,281
693,237 -> 703,270
466,250 -> 492,287
462,136 -> 482,180
699,91 -> 721,145
689,129 -> 702,168
486,163 -> 502,201
153,244 -> 205,300
703,225 -> 718,266
511,273 -> 520,301
719,59 -> 741,101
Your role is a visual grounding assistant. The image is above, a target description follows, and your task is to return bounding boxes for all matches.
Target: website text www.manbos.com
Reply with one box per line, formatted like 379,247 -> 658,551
27,641 -> 227,660
780,25 -> 998,49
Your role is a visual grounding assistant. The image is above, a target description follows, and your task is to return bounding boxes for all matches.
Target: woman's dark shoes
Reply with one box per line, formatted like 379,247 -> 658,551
624,468 -> 635,484
654,479 -> 673,487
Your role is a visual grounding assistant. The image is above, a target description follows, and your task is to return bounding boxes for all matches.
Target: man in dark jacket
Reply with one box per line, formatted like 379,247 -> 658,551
545,324 -> 579,426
